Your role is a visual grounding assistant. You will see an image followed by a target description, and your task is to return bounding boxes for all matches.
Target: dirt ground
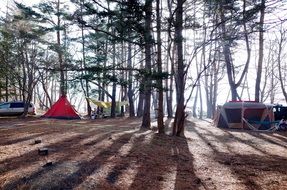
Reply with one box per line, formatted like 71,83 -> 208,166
0,117 -> 286,190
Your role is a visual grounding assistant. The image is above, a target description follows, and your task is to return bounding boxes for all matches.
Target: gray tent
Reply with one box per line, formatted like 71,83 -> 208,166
214,101 -> 275,130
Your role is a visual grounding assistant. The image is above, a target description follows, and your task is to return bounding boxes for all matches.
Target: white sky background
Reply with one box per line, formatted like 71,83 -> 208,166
1,0 -> 41,12
1,0 -> 287,113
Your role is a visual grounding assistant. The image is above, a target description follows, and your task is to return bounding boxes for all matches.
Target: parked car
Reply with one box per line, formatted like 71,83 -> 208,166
0,101 -> 36,116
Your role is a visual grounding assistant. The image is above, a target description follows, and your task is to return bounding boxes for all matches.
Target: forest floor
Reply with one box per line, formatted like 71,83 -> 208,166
0,116 -> 286,190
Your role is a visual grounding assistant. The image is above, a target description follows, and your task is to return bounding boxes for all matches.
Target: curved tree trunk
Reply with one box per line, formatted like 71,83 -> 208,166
219,5 -> 237,101
277,27 -> 287,102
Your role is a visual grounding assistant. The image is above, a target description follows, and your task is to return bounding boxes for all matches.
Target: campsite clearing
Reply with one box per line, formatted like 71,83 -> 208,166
0,117 -> 286,190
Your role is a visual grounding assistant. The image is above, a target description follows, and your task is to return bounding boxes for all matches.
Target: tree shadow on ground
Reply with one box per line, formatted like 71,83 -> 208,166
0,132 -> 46,146
239,131 -> 287,149
125,121 -> 201,190
269,132 -> 287,142
187,120 -> 287,190
195,124 -> 273,155
46,131 -> 138,189
172,135 -> 201,190
13,121 -> 201,190
1,118 -> 141,189
3,130 -> 138,190
0,130 -> 113,172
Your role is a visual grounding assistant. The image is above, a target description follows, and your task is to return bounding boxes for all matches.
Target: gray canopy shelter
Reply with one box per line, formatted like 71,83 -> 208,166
214,101 -> 276,130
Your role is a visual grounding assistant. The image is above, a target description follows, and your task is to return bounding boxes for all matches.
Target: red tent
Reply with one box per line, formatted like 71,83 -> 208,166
42,96 -> 81,119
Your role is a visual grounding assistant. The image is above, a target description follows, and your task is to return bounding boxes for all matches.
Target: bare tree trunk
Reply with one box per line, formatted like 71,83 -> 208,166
21,43 -> 37,118
79,0 -> 91,116
127,42 -> 135,117
255,0 -> 265,102
219,5 -> 237,101
120,42 -> 126,117
156,0 -> 164,133
137,92 -> 144,117
198,38 -> 203,119
98,41 -> 108,114
3,7 -> 9,102
270,41 -> 276,104
51,77 -> 54,103
137,52 -> 144,117
192,86 -> 198,118
21,48 -> 29,117
193,11 -> 199,119
211,37 -> 220,119
212,60 -> 219,118
39,71 -> 52,107
205,49 -> 215,118
141,0 -> 153,129
277,26 -> 287,102
111,42 -> 117,118
198,82 -> 203,119
173,0 -> 185,136
152,91 -> 158,118
21,44 -> 27,101
216,1 -> 251,102
166,0 -> 174,118
57,0 -> 65,97
205,48 -> 215,118
165,57 -> 173,118
203,11 -> 212,118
